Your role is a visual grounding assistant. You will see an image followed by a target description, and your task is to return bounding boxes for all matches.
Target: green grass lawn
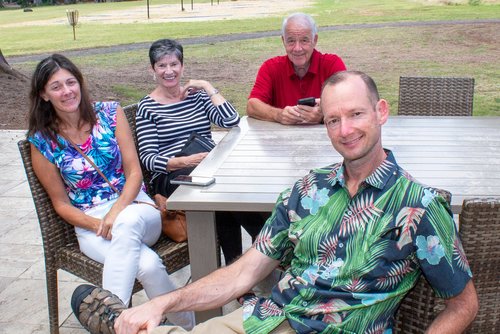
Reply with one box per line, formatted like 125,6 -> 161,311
1,0 -> 499,56
2,0 -> 499,116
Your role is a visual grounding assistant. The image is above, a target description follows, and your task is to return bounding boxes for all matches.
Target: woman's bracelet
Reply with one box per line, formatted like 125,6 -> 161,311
208,89 -> 219,97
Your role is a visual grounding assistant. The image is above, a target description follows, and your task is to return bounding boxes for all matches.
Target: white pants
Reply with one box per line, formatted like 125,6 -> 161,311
75,190 -> 195,329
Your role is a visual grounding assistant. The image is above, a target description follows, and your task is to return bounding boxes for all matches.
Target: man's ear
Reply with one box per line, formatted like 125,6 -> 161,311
376,99 -> 390,125
313,34 -> 318,47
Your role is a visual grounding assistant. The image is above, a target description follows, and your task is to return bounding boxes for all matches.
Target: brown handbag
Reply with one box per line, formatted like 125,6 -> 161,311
153,194 -> 188,243
64,135 -> 188,242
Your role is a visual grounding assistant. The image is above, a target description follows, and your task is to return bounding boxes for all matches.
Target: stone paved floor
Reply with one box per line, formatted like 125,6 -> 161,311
0,130 -> 244,333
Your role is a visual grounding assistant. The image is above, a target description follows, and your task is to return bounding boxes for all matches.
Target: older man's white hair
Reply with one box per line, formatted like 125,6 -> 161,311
281,13 -> 318,38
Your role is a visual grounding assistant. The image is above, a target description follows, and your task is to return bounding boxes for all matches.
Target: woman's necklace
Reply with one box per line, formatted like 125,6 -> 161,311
60,124 -> 91,145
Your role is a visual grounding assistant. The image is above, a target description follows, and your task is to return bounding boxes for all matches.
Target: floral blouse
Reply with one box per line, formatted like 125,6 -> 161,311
243,150 -> 472,334
29,101 -> 133,211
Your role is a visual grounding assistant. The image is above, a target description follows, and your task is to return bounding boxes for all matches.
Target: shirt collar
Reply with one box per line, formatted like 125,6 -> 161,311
286,49 -> 320,78
331,149 -> 398,190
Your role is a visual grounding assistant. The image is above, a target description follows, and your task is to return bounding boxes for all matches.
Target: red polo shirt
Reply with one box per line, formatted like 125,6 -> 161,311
248,49 -> 346,109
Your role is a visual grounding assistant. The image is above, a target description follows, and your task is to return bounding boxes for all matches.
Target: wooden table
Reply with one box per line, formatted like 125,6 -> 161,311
168,116 -> 500,322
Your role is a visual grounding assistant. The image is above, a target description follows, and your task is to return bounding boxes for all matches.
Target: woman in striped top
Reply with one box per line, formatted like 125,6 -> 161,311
137,39 -> 266,264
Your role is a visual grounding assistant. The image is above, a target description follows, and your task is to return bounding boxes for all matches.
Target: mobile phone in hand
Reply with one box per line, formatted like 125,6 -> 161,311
170,175 -> 216,186
297,97 -> 316,107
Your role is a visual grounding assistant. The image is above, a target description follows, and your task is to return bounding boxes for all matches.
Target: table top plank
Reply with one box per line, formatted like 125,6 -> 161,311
169,116 -> 500,214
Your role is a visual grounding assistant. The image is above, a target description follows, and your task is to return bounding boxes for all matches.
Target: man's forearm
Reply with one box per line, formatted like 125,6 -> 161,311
155,249 -> 278,314
426,281 -> 478,334
155,264 -> 249,313
247,98 -> 282,123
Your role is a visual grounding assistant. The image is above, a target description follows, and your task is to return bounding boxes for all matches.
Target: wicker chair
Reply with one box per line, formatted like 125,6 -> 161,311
459,198 -> 499,333
393,275 -> 445,333
18,103 -> 189,334
122,103 -> 155,195
398,76 -> 474,116
394,197 -> 500,333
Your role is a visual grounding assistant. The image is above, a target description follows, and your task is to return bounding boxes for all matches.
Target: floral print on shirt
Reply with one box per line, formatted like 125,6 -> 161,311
28,101 -> 135,211
243,150 -> 472,334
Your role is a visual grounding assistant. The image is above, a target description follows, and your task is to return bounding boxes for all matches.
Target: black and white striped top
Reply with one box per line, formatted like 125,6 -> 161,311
136,90 -> 240,179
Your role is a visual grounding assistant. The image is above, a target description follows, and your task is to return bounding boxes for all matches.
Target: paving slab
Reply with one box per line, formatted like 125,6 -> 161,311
0,129 -> 247,331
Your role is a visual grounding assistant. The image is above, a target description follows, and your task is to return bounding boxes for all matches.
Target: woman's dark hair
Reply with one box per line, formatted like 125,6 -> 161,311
27,54 -> 95,143
149,39 -> 184,67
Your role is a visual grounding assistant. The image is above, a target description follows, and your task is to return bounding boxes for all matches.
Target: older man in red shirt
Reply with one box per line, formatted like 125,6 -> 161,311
247,12 -> 346,125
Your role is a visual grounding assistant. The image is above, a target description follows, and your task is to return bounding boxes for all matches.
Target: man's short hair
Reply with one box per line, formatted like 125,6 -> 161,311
323,70 -> 380,107
281,13 -> 318,38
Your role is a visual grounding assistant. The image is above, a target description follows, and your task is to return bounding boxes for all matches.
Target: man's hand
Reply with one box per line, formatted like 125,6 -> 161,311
114,299 -> 164,334
276,106 -> 303,124
296,99 -> 323,124
247,97 -> 321,125
277,103 -> 322,125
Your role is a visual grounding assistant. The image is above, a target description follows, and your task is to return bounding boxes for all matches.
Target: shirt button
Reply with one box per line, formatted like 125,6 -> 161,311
339,243 -> 344,248
347,211 -> 352,215
302,301 -> 308,307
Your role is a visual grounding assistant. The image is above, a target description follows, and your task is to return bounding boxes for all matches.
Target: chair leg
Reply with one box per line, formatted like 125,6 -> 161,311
45,266 -> 60,334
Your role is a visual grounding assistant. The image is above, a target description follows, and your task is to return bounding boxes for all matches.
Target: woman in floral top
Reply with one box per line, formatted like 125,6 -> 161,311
27,54 -> 194,329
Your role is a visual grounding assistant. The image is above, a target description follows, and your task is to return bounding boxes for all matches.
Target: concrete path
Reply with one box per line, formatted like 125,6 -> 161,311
0,130 -> 241,333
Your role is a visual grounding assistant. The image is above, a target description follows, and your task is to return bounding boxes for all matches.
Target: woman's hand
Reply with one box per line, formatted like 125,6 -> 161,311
30,144 -> 115,233
180,79 -> 213,98
167,152 -> 208,171
97,210 -> 118,240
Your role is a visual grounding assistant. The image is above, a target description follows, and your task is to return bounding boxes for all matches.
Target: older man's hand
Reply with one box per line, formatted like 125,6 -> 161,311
296,100 -> 323,124
277,103 -> 322,125
276,106 -> 303,124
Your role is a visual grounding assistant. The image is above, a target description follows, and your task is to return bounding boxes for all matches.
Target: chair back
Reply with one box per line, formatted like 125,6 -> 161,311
122,103 -> 155,194
459,198 -> 499,333
398,76 -> 474,116
18,139 -> 105,334
18,139 -> 78,271
394,196 -> 500,333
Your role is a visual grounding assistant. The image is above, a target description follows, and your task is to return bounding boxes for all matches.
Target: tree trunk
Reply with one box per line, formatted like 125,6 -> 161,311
0,49 -> 28,81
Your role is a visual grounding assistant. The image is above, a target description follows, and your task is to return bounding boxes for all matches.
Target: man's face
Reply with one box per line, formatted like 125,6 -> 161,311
282,20 -> 318,70
321,77 -> 388,164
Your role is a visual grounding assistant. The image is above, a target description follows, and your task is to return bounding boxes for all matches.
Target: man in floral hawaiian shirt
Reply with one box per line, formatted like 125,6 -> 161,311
86,71 -> 478,334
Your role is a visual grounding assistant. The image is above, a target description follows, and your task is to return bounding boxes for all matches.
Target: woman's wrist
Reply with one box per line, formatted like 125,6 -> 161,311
208,88 -> 219,98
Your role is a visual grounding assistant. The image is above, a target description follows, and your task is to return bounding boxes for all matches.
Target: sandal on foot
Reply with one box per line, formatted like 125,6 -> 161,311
71,284 -> 126,334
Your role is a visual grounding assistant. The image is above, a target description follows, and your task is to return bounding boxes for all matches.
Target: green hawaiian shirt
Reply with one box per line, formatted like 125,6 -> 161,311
243,150 -> 472,334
